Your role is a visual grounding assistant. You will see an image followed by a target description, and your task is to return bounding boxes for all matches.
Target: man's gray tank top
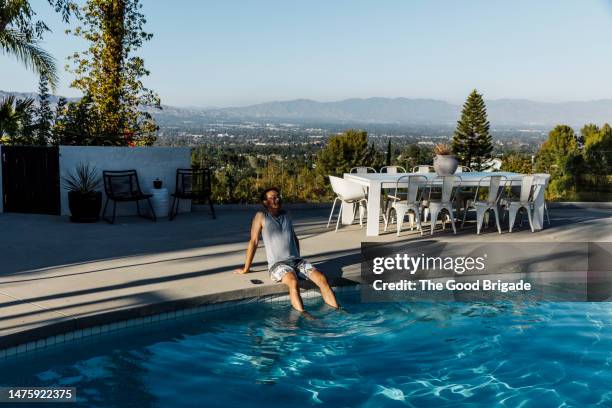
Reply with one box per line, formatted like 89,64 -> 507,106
261,210 -> 300,270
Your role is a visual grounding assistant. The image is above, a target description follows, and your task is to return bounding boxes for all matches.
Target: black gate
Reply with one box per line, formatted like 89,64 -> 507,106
1,146 -> 60,215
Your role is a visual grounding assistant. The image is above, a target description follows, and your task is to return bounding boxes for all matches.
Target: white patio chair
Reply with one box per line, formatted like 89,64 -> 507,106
454,166 -> 475,217
327,176 -> 368,232
380,165 -> 407,218
503,175 -> 536,232
349,166 -> 377,174
412,165 -> 434,173
423,175 -> 462,235
380,165 -> 407,174
454,166 -> 473,174
384,175 -> 428,236
348,166 -> 390,224
532,173 -> 551,225
461,175 -> 508,234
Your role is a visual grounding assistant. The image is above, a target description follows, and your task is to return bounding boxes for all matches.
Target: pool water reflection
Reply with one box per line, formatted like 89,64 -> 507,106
1,293 -> 611,407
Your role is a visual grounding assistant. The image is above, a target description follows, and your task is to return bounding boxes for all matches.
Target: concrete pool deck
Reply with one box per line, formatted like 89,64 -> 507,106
1,205 -> 611,351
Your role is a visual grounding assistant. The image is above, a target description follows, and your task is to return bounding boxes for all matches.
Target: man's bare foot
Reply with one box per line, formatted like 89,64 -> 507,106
234,268 -> 248,274
300,311 -> 317,320
324,302 -> 341,310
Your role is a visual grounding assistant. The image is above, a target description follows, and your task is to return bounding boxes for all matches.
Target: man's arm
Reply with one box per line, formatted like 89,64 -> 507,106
235,212 -> 264,274
287,211 -> 300,254
293,231 -> 300,253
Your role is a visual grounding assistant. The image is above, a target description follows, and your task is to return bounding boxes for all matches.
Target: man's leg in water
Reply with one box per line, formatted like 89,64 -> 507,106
309,268 -> 339,309
281,272 -> 304,312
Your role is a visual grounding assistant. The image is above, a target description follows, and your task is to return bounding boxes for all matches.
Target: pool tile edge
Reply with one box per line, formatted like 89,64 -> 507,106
0,283 -> 361,360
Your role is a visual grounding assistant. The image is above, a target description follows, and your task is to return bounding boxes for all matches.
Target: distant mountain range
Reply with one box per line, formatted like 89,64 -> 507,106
0,90 -> 76,105
197,98 -> 612,127
3,90 -> 612,127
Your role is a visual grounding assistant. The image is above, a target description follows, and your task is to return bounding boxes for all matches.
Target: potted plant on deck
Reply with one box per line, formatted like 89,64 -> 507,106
433,143 -> 459,175
62,163 -> 103,223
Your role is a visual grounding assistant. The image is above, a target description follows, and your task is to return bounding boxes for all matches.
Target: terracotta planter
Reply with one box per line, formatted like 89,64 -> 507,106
433,155 -> 459,176
68,191 -> 102,223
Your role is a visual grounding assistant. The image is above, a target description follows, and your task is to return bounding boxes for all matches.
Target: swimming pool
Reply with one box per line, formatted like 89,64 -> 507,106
1,292 -> 611,407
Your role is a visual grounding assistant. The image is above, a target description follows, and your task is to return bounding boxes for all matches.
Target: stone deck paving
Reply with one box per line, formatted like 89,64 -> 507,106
0,206 -> 610,349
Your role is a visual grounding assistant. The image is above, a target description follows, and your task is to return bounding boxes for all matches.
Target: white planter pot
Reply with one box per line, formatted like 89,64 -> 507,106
150,188 -> 169,218
433,155 -> 459,176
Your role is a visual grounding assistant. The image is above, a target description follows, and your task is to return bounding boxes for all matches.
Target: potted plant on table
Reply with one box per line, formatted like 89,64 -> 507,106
62,163 -> 103,223
433,143 -> 459,175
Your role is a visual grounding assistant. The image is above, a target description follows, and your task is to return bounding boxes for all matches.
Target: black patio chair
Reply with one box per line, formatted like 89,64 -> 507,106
169,168 -> 216,220
102,170 -> 156,224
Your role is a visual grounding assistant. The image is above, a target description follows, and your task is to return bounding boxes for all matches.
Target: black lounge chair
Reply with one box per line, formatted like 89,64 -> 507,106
169,168 -> 216,220
102,170 -> 156,224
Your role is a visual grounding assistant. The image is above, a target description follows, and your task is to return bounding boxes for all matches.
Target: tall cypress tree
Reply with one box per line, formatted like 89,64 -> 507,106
452,89 -> 492,170
50,96 -> 67,145
35,74 -> 53,145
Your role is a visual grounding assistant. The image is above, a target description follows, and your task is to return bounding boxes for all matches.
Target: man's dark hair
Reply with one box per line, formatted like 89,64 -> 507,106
260,187 -> 281,203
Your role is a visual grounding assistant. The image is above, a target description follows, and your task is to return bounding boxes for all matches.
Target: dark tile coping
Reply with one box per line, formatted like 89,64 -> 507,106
0,275 -> 361,357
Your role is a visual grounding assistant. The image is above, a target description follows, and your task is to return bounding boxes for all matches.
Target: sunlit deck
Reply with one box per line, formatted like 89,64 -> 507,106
0,204 -> 610,351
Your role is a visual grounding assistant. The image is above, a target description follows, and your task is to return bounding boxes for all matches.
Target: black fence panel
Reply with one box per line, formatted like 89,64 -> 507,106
1,146 -> 60,215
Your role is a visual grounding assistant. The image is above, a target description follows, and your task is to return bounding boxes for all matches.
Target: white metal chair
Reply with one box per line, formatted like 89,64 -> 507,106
423,175 -> 462,235
327,176 -> 368,232
349,167 -> 377,174
454,166 -> 474,217
412,165 -> 434,173
454,166 -> 473,174
380,166 -> 407,174
349,166 -> 386,223
532,173 -> 551,225
461,175 -> 508,234
384,175 -> 428,236
380,166 -> 407,218
503,175 -> 536,232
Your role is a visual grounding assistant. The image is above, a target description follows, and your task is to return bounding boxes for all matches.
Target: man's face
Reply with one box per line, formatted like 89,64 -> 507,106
263,190 -> 282,210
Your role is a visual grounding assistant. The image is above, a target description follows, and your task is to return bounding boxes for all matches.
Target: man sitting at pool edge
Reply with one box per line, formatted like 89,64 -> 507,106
235,187 -> 339,312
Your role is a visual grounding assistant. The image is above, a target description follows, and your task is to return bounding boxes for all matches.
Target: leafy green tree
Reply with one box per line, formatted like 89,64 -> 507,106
579,124 -> 598,147
35,73 -> 53,144
452,89 -> 492,170
501,152 -> 533,174
398,144 -> 432,170
535,124 -> 579,172
0,0 -> 76,89
57,96 -> 101,145
535,125 -> 582,199
582,123 -> 612,175
67,0 -> 160,145
316,129 -> 378,176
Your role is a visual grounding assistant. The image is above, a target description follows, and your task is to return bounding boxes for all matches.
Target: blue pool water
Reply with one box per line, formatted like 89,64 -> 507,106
1,293 -> 611,407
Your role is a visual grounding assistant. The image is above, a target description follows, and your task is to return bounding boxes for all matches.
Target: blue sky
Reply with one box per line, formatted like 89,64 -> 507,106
2,0 -> 612,107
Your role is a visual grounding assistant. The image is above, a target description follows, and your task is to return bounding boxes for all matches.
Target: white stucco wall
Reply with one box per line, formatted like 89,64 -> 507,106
59,146 -> 192,217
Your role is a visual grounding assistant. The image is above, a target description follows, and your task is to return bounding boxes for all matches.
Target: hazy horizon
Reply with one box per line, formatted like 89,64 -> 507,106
2,1 -> 612,107
4,89 -> 612,110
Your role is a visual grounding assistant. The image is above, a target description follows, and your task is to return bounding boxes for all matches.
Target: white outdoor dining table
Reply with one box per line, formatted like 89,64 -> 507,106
342,172 -> 548,237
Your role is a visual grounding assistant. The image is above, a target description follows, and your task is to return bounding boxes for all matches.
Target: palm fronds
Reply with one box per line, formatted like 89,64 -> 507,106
0,28 -> 58,88
0,95 -> 34,137
433,143 -> 453,156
